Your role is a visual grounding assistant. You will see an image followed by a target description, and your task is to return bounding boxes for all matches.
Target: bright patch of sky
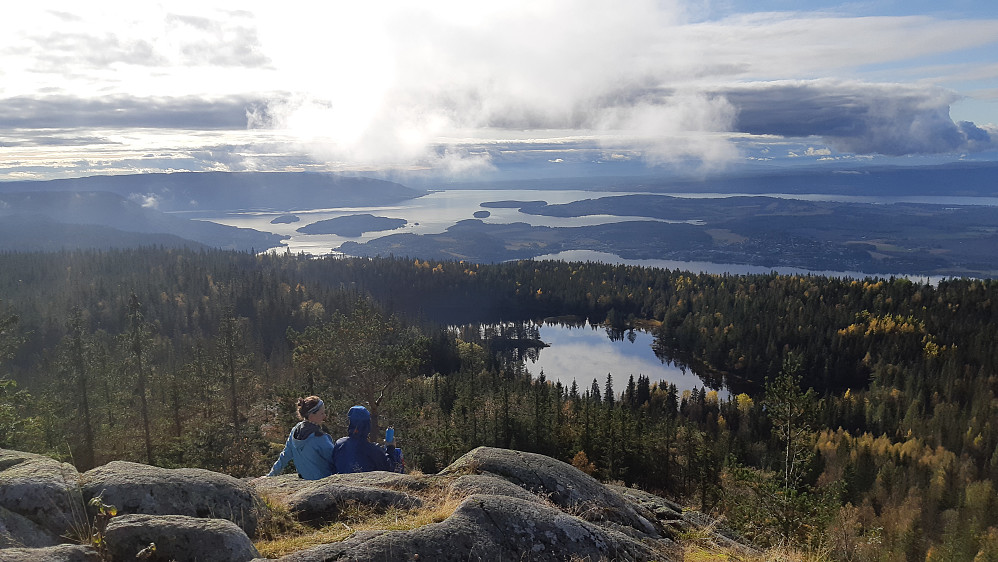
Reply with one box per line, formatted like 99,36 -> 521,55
1,0 -> 996,181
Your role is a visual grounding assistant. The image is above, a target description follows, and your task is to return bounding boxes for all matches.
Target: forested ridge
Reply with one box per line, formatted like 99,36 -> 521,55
2,247 -> 997,559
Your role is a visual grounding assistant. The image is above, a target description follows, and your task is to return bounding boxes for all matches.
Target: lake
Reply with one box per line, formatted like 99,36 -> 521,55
524,322 -> 725,399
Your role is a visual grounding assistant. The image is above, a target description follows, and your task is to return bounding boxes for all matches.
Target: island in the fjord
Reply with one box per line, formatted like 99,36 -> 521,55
271,214 -> 301,224
297,214 -> 408,237
338,195 -> 998,277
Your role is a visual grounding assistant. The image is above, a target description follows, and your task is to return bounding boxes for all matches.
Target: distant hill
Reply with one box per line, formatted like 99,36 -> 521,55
0,171 -> 424,212
0,214 -> 207,252
445,161 -> 998,197
650,161 -> 998,196
0,191 -> 285,252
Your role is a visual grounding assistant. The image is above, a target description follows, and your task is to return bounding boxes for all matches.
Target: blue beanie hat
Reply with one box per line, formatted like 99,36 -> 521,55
347,405 -> 371,438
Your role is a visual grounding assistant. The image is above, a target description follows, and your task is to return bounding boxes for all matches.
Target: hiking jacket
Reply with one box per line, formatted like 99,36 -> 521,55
331,435 -> 401,473
332,405 -> 403,473
267,421 -> 335,480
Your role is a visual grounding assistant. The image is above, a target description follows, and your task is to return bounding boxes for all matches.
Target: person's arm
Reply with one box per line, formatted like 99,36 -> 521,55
267,435 -> 293,477
386,445 -> 403,473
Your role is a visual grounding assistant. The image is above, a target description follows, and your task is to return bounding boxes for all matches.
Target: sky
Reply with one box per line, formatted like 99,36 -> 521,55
1,0 -> 997,182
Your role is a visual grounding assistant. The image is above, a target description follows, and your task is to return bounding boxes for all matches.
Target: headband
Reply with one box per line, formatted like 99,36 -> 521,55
307,399 -> 324,416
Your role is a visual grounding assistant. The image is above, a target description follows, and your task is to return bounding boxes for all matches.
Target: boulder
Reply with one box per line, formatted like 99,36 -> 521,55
441,447 -> 657,536
277,494 -> 674,562
608,485 -> 684,520
609,484 -> 686,539
0,505 -> 59,548
0,450 -> 82,537
80,462 -> 260,536
103,514 -> 259,562
248,473 -> 313,500
0,544 -> 100,562
249,471 -> 434,505
447,474 -> 543,504
285,483 -> 423,525
321,471 -> 428,491
252,471 -> 426,503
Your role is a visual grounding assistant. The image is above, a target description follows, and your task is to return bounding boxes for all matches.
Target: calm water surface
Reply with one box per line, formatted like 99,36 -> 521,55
186,188 -> 978,281
525,322 -> 724,399
188,189 -> 655,253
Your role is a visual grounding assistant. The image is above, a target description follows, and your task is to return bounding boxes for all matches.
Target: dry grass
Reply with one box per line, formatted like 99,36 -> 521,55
253,483 -> 464,559
678,518 -> 749,562
679,532 -> 832,562
756,543 -> 833,562
674,515 -> 827,562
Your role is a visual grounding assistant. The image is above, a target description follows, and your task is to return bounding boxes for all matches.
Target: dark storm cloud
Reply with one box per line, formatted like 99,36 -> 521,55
0,95 -> 262,130
722,81 -> 992,155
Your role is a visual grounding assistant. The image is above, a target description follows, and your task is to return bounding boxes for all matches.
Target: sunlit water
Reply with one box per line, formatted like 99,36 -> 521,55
524,322 -> 724,399
182,189 -> 660,254
180,189 -> 986,281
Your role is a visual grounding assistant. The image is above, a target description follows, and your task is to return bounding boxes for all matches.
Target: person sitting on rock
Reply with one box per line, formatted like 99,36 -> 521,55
265,395 -> 335,480
332,405 -> 403,474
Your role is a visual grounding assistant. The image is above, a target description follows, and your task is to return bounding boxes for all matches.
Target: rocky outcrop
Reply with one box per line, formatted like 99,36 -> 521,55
276,494 -> 667,562
103,514 -> 259,562
0,450 -> 82,539
441,447 -> 659,535
253,471 -> 427,503
0,505 -> 60,549
80,461 -> 260,536
0,446 -> 749,561
447,474 -> 543,503
285,483 -> 422,525
0,543 -> 100,561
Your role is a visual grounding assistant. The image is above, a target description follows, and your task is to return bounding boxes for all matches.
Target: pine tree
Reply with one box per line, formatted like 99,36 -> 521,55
64,307 -> 96,469
126,293 -> 155,465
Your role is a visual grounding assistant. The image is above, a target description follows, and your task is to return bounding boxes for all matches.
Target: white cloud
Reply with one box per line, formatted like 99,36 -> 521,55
805,146 -> 832,156
246,0 -> 741,171
129,193 -> 161,208
2,2 -> 997,178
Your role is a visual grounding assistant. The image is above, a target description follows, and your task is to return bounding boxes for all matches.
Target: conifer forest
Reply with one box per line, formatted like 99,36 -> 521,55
2,247 -> 997,560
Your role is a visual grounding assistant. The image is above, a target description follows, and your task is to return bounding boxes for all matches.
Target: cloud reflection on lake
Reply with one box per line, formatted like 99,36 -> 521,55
525,322 -> 726,399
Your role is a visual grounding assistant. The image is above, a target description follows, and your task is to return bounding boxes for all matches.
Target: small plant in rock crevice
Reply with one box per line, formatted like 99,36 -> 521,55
68,492 -> 117,560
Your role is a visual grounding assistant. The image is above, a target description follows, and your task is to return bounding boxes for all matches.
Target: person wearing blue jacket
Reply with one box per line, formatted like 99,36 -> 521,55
266,396 -> 335,480
332,405 -> 403,474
